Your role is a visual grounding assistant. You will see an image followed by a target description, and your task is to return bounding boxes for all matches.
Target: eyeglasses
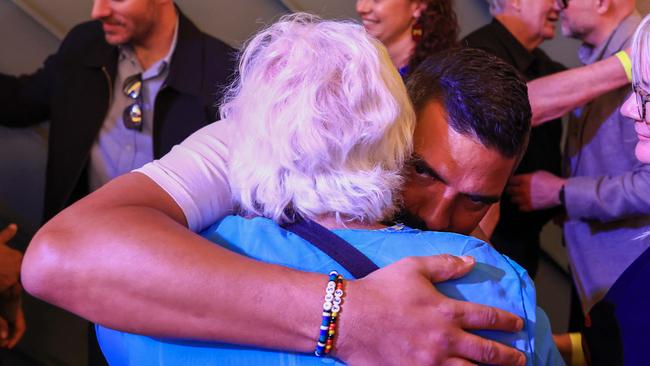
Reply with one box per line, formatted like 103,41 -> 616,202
633,83 -> 650,122
556,0 -> 569,9
123,73 -> 143,131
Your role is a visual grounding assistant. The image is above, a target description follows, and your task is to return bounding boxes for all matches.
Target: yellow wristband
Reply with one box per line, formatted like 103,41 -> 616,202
615,50 -> 632,83
569,332 -> 585,366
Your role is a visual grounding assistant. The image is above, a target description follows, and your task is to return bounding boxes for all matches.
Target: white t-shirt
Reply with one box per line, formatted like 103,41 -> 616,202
135,121 -> 235,232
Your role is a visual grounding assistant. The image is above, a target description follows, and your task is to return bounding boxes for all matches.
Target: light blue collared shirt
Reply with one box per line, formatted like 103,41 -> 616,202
97,216 -> 564,366
89,17 -> 179,191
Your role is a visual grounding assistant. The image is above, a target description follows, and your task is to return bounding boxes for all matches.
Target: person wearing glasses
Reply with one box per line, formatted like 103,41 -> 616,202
507,0 -> 648,338
580,14 -> 650,365
355,0 -> 632,245
555,15 -> 650,365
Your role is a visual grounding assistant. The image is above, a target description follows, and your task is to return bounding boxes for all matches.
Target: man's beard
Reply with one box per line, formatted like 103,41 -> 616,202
390,209 -> 429,231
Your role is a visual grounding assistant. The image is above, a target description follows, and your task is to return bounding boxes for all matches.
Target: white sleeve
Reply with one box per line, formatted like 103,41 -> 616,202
135,121 -> 234,232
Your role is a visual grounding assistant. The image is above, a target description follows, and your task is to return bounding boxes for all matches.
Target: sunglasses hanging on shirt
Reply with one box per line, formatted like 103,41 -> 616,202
123,73 -> 143,131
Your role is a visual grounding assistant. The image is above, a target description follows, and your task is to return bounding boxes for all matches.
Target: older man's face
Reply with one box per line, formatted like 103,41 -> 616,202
400,100 -> 517,234
558,0 -> 598,41
517,0 -> 560,42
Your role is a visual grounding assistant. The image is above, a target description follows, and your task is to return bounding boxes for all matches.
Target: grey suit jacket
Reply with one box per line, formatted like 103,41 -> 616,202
563,12 -> 650,312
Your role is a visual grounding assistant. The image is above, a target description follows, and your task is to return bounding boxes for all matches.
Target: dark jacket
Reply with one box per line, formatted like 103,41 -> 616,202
463,19 -> 565,275
0,11 -> 235,221
464,19 -> 565,236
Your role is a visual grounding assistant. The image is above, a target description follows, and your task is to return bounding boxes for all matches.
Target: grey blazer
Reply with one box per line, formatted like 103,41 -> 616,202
563,12 -> 650,312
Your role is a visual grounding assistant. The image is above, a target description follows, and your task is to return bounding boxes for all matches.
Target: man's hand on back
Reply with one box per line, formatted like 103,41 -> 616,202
337,255 -> 526,366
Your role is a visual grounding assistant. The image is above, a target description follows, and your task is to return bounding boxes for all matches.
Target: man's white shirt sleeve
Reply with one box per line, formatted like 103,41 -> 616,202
135,121 -> 234,232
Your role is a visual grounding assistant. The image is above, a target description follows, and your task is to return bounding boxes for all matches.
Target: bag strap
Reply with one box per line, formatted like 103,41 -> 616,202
282,217 -> 379,279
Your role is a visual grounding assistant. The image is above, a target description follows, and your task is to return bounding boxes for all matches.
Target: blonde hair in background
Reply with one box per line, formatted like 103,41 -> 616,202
221,13 -> 415,224
632,14 -> 650,88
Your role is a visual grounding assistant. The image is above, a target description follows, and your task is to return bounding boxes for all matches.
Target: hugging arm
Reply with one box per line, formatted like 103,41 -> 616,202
21,121 -> 526,365
22,173 -> 525,365
529,53 -> 629,127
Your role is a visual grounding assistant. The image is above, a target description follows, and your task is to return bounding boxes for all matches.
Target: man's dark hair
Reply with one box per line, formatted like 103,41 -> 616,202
406,47 -> 531,158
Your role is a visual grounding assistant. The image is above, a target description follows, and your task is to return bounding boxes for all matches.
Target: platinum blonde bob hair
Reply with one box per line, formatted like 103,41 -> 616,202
221,13 -> 415,224
632,14 -> 650,88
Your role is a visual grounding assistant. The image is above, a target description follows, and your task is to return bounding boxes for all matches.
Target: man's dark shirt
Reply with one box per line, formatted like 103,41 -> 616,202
463,19 -> 565,276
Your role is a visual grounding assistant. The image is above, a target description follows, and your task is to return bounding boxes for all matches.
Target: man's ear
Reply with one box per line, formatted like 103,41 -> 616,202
596,0 -> 611,15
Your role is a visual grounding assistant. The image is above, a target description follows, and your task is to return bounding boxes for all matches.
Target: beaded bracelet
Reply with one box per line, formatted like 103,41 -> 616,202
315,271 -> 345,357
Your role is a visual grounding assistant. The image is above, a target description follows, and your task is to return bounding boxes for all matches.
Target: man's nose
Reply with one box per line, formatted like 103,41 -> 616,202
356,0 -> 371,15
620,93 -> 641,121
91,0 -> 111,20
425,192 -> 455,231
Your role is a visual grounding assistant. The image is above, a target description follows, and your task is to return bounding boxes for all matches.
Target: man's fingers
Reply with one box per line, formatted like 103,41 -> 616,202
508,187 -> 531,211
508,174 -> 528,186
5,307 -> 25,349
507,187 -> 521,201
456,301 -> 524,333
519,204 -> 533,212
509,192 -> 527,210
0,224 -> 17,244
0,283 -> 22,302
417,255 -> 476,283
451,331 -> 526,366
0,316 -> 8,347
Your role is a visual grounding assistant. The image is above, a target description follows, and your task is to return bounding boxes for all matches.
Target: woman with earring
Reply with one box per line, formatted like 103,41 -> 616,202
356,0 -> 458,77
355,0 -> 504,241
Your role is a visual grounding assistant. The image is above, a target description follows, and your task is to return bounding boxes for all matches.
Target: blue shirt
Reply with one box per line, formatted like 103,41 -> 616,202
97,216 -> 563,365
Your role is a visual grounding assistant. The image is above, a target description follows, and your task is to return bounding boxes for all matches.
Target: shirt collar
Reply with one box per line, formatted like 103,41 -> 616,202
490,19 -> 537,73
578,11 -> 641,65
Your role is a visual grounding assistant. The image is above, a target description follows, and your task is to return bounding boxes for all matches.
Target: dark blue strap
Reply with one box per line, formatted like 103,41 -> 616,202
282,217 -> 379,279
